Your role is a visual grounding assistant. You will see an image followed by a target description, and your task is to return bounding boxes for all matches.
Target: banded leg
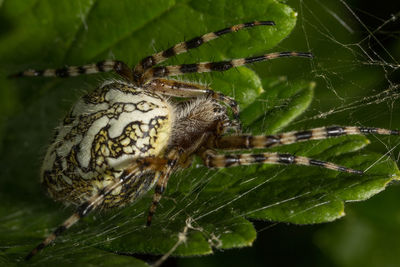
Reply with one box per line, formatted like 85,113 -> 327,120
145,78 -> 240,120
202,151 -> 363,174
133,21 -> 275,80
147,149 -> 181,226
25,155 -> 172,260
140,52 -> 313,83
9,60 -> 134,81
25,166 -> 141,260
214,126 -> 400,150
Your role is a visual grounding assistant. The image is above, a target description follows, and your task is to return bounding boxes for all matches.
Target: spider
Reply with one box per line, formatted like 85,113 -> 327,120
11,20 -> 399,260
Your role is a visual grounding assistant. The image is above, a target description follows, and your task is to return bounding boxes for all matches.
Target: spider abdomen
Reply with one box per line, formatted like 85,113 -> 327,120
41,81 -> 173,207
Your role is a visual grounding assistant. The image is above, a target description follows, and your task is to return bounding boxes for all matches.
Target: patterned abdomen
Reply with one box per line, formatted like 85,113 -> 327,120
41,81 -> 173,207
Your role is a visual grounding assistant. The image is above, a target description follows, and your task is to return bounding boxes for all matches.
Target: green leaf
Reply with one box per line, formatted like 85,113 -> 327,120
0,0 -> 398,266
241,77 -> 315,134
314,186 -> 400,267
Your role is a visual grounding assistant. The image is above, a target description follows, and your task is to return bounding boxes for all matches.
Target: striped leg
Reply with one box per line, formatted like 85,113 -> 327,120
25,166 -> 140,260
145,78 -> 240,120
202,151 -> 363,174
147,149 -> 181,226
214,126 -> 400,150
9,60 -> 134,81
25,155 -> 172,260
140,52 -> 313,83
133,21 -> 275,81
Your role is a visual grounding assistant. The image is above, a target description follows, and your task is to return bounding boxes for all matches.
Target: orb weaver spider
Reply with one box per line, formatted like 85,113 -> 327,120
10,20 -> 399,260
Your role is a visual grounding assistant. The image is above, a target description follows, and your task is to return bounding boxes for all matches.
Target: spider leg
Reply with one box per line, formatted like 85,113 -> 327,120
9,60 -> 134,81
145,78 -> 240,121
202,150 -> 363,174
24,165 -> 141,260
133,21 -> 275,80
25,155 -> 172,260
140,52 -> 313,83
214,126 -> 400,150
146,149 -> 181,226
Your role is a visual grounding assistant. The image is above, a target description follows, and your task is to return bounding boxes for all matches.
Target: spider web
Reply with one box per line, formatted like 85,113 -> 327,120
10,1 -> 400,266
151,1 -> 400,265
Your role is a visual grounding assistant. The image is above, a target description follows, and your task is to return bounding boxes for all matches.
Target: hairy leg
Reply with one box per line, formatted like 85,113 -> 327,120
133,21 -> 275,80
145,78 -> 239,120
9,60 -> 134,81
146,149 -> 182,226
25,156 -> 170,260
140,52 -> 312,83
213,126 -> 400,150
202,150 -> 362,174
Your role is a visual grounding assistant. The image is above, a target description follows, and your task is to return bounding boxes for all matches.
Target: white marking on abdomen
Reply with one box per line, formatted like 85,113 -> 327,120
107,109 -> 167,138
56,135 -> 82,157
78,116 -> 109,168
72,99 -> 109,116
105,89 -> 163,106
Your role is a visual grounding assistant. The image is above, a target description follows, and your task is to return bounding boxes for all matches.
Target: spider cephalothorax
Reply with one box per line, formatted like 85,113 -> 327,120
11,20 -> 399,260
